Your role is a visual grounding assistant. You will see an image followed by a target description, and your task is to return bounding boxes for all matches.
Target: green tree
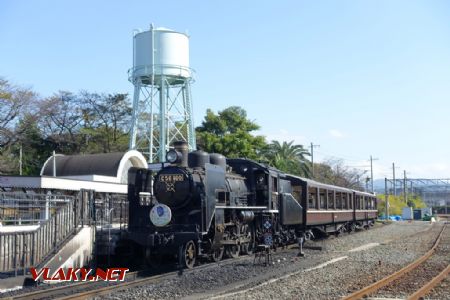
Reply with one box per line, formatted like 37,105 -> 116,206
263,140 -> 311,177
14,114 -> 51,175
377,194 -> 426,216
78,92 -> 131,153
196,106 -> 267,159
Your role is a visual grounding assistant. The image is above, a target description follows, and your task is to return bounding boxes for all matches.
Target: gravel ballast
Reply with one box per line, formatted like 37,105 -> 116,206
95,221 -> 447,300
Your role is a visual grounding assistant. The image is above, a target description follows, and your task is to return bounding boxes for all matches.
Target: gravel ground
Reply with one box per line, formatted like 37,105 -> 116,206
372,225 -> 450,299
93,221 -> 444,300
426,275 -> 450,300
424,225 -> 450,300
215,222 -> 443,300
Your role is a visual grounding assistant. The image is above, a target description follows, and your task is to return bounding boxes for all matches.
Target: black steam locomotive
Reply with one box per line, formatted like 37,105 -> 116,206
118,142 -> 377,268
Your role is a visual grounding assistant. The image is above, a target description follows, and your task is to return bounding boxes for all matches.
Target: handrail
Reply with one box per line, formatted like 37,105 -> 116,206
0,194 -> 83,275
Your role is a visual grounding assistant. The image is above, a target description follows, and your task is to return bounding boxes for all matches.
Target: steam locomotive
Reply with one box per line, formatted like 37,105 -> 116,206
118,142 -> 377,268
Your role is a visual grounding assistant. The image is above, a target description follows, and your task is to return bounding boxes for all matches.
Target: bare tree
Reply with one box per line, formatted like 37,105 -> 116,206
314,158 -> 366,190
0,78 -> 38,174
38,91 -> 83,153
0,78 -> 37,148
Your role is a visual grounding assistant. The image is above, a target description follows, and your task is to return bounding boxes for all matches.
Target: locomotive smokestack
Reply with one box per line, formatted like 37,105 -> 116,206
174,141 -> 189,167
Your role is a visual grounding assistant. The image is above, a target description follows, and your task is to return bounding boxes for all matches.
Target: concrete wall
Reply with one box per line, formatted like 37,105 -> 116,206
44,226 -> 95,282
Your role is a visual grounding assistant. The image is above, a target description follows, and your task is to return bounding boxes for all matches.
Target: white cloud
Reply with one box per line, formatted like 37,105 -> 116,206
259,129 -> 307,145
408,163 -> 450,178
372,162 -> 450,180
329,129 -> 345,138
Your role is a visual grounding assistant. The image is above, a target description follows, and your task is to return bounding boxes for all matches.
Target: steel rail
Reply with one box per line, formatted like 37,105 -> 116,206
1,271 -> 143,300
8,242 -> 300,300
341,224 -> 447,300
5,243 -> 282,300
407,258 -> 450,300
58,271 -> 177,300
50,249 -> 272,300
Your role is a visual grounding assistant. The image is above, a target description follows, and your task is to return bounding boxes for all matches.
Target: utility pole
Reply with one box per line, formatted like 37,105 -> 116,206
370,155 -> 379,194
19,145 -> 23,176
385,178 -> 389,219
392,163 -> 396,196
403,170 -> 407,204
310,142 -> 320,178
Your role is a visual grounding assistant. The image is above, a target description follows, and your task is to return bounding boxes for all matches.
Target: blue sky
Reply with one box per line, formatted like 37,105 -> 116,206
1,0 -> 450,179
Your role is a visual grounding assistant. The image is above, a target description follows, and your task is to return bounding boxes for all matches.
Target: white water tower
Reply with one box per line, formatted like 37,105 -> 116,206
128,25 -> 196,162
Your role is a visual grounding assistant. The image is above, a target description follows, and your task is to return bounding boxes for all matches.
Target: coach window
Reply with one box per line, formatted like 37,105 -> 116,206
342,193 -> 348,209
335,192 -> 341,209
308,187 -> 316,209
349,194 -> 353,209
320,189 -> 326,209
308,194 -> 314,208
327,191 -> 334,209
350,193 -> 353,208
355,195 -> 360,209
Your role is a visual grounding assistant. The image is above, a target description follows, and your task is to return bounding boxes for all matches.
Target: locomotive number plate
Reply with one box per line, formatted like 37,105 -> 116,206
159,174 -> 184,183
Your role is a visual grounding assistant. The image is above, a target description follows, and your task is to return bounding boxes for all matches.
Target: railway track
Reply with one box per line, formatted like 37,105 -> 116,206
2,266 -> 212,300
1,270 -> 147,300
2,244 -> 297,300
342,223 -> 449,300
2,264 -> 215,300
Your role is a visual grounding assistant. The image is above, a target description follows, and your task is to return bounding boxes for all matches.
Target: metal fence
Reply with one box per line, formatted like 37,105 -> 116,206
0,192 -> 73,225
0,191 -> 88,274
94,193 -> 128,228
0,190 -> 128,275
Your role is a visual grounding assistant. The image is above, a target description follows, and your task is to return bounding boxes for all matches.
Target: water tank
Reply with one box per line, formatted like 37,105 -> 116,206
132,27 -> 191,84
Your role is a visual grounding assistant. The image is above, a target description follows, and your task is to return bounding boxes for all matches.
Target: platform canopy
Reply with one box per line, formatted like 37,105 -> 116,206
40,150 -> 147,184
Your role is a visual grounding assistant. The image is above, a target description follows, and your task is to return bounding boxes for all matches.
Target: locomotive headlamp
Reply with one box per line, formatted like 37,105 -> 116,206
166,150 -> 182,164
